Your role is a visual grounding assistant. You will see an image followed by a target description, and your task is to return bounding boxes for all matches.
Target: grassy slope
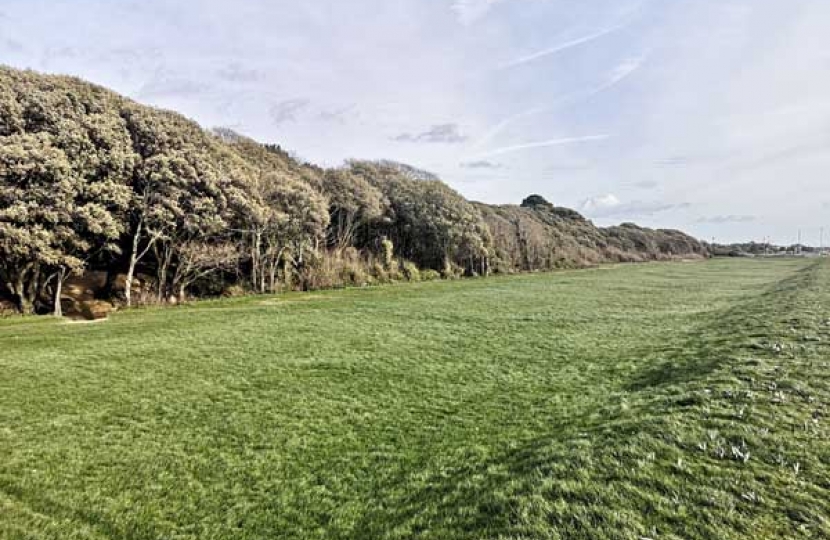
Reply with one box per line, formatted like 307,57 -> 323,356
0,259 -> 828,540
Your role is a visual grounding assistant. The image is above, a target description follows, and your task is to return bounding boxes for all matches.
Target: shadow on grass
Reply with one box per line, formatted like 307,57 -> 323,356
624,261 -> 819,392
347,262 -> 822,540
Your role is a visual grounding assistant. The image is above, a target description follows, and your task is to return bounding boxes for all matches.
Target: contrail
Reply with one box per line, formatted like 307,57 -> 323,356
471,135 -> 610,159
578,54 -> 646,99
474,55 -> 645,150
500,21 -> 632,70
472,105 -> 551,151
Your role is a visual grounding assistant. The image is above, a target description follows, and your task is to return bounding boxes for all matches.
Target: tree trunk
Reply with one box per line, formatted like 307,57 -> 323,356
155,243 -> 172,303
18,296 -> 33,315
125,224 -> 142,308
54,267 -> 65,317
13,274 -> 33,315
251,231 -> 262,293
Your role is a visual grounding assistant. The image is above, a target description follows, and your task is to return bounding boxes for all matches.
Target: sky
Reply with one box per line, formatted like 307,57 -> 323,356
1,0 -> 829,244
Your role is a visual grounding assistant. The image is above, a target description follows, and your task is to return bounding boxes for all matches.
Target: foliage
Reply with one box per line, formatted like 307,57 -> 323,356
478,201 -> 706,273
349,160 -> 492,273
314,168 -> 389,250
400,260 -> 420,282
0,68 -> 134,312
420,269 -> 442,281
121,104 -> 254,303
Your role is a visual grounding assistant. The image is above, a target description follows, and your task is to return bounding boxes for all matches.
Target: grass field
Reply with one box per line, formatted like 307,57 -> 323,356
1,259 -> 829,539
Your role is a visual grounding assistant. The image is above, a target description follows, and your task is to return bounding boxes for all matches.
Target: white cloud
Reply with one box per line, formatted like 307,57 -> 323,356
581,195 -> 689,219
581,194 -> 621,214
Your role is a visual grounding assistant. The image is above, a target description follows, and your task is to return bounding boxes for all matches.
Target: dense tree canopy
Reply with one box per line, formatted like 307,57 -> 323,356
0,69 -> 134,312
0,66 -> 707,315
349,160 -> 492,273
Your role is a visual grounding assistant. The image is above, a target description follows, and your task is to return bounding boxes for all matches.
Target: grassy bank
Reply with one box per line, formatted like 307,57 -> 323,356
1,259 -> 828,539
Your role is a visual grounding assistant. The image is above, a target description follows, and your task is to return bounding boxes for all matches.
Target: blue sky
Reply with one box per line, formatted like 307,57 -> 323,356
2,0 -> 829,243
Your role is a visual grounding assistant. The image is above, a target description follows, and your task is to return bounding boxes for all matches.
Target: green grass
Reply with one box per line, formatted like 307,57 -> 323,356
1,259 -> 829,539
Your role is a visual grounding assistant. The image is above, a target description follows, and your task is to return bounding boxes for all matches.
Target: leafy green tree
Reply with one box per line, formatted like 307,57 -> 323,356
349,161 -> 491,273
121,106 -> 253,303
0,68 -> 134,313
243,174 -> 329,292
218,131 -> 330,292
0,133 -> 129,313
315,169 -> 388,251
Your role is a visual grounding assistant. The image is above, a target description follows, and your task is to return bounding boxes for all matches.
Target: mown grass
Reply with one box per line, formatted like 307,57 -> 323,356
1,259 -> 828,539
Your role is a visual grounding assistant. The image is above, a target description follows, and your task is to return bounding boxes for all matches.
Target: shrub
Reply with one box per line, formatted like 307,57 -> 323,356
371,262 -> 390,284
442,261 -> 464,280
387,259 -> 404,281
222,284 -> 248,298
339,261 -> 367,286
401,261 -> 420,282
0,299 -> 17,317
421,269 -> 441,281
381,237 -> 394,269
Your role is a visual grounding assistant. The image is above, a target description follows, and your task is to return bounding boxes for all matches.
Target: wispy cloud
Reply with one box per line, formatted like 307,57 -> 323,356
217,63 -> 263,83
472,134 -> 610,158
655,156 -> 690,167
137,70 -> 207,99
270,99 -> 310,125
1,39 -> 23,53
460,160 -> 504,169
452,0 -> 505,26
581,193 -> 621,215
697,215 -> 756,224
607,56 -> 646,86
318,105 -> 356,125
394,124 -> 468,144
632,180 -> 659,189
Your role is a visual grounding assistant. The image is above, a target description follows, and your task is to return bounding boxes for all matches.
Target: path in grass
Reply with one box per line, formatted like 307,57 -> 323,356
1,259 -> 828,539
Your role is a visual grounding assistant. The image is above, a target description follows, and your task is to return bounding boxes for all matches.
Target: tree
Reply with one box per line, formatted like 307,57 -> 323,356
216,130 -> 334,293
349,161 -> 491,273
0,67 -> 136,313
316,169 -> 387,250
242,174 -> 329,293
0,132 -> 129,313
120,106 -> 254,304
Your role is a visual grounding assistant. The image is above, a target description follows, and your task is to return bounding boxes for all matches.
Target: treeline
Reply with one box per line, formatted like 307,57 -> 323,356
478,196 -> 706,272
706,241 -> 821,257
0,66 -> 706,315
